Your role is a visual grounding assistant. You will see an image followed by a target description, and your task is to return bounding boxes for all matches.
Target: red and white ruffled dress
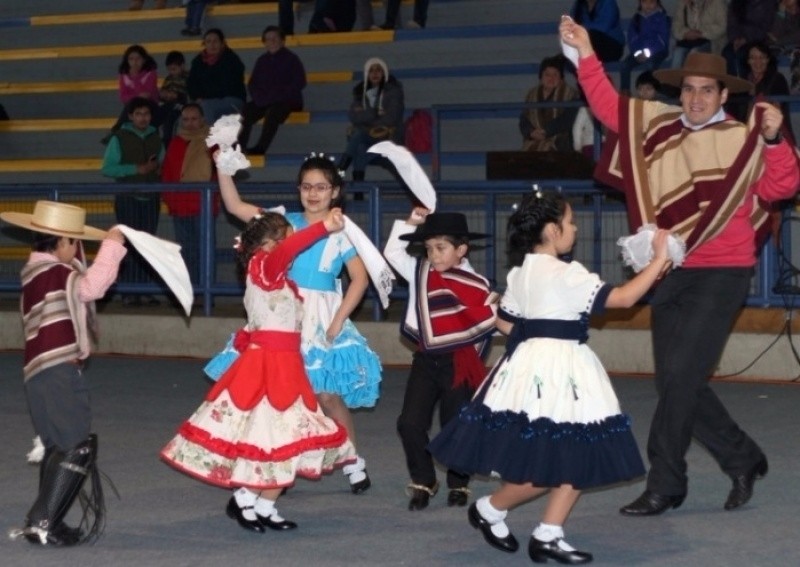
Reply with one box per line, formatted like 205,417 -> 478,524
161,223 -> 356,489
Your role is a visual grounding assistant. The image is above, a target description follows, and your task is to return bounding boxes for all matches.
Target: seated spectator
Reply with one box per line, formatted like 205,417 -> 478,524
767,0 -> 800,55
161,103 -> 219,284
101,97 -> 164,307
729,41 -> 793,140
181,0 -> 209,36
238,26 -> 307,156
309,0 -> 357,32
722,0 -> 779,77
187,28 -> 246,125
159,50 -> 189,146
519,55 -> 580,152
129,0 -> 166,9
102,44 -> 160,144
377,0 -> 430,30
670,0 -> 727,69
337,57 -> 404,181
634,70 -> 663,100
619,0 -> 670,93
570,0 -> 625,62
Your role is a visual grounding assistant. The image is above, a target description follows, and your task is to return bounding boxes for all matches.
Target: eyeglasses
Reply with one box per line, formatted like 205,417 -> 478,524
298,183 -> 333,193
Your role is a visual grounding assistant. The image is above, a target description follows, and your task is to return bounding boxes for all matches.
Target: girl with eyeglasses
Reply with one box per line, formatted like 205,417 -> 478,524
218,153 -> 381,495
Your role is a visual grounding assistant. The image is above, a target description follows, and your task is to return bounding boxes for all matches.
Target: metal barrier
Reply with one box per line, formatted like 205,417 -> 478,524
0,180 -> 793,318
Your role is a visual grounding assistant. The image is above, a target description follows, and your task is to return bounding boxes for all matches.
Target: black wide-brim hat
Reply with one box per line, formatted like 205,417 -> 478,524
399,212 -> 489,242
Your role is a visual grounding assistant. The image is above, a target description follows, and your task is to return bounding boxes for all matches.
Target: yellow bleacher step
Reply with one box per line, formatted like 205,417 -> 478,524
0,155 -> 266,173
0,72 -> 350,95
0,112 -> 310,132
0,31 -> 392,62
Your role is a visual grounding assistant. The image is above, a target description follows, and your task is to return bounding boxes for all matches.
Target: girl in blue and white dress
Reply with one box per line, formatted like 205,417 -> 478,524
429,192 -> 670,565
218,154 -> 381,494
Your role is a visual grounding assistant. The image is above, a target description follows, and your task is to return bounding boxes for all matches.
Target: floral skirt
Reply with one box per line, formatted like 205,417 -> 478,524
161,345 -> 355,489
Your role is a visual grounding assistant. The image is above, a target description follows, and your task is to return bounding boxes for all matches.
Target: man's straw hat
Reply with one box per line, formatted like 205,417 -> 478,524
653,52 -> 753,94
0,200 -> 107,241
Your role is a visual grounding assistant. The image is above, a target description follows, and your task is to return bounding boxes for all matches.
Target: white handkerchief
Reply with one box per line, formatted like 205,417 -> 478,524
117,225 -> 193,316
206,114 -> 243,149
368,140 -> 437,211
342,215 -> 395,309
617,224 -> 686,273
215,145 -> 251,176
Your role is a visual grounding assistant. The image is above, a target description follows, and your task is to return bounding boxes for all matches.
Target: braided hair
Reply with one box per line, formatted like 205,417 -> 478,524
235,212 -> 291,272
507,192 -> 568,267
297,154 -> 346,209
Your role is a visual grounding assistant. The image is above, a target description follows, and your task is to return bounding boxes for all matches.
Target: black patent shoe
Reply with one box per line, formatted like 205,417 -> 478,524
619,490 -> 686,516
225,497 -> 265,533
22,522 -> 83,546
256,512 -> 298,531
725,455 -> 768,511
447,487 -> 470,507
351,473 -> 371,494
467,502 -> 519,553
406,481 -> 437,511
528,536 -> 593,564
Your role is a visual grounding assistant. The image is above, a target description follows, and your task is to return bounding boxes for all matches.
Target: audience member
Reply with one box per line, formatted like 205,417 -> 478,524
161,103 -> 218,284
572,103 -> 603,161
187,28 -> 246,125
102,44 -> 160,145
182,0 -> 210,36
337,57 -> 405,181
722,0 -> 779,77
619,0 -> 671,93
635,70 -> 663,100
101,97 -> 164,307
129,0 -> 166,9
729,41 -> 793,141
768,0 -> 800,54
670,0 -> 727,69
519,55 -> 580,152
570,0 -> 625,62
308,0 -> 357,32
159,50 -> 189,146
378,0 -> 430,29
238,26 -> 307,156
356,0 -> 376,30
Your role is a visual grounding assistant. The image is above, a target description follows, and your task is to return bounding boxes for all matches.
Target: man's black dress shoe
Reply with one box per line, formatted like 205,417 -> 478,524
528,536 -> 593,565
256,512 -> 298,531
619,490 -> 686,516
225,497 -> 265,533
725,455 -> 768,511
467,502 -> 519,553
408,487 -> 431,510
447,488 -> 469,507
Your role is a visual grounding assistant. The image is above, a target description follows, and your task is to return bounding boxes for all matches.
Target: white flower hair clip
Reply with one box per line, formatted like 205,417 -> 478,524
233,235 -> 243,252
532,184 -> 543,199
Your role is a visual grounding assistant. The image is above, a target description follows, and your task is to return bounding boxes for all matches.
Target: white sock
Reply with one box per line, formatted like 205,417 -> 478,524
233,488 -> 257,521
254,497 -> 275,518
343,455 -> 367,484
533,523 -> 573,551
476,496 -> 510,538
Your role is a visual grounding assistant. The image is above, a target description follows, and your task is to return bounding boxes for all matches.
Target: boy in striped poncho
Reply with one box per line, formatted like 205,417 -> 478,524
1,201 -> 127,547
383,209 -> 497,511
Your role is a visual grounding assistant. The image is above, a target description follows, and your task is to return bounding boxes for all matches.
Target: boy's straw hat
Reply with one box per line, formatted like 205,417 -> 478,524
0,200 -> 107,240
399,212 -> 488,242
653,52 -> 753,94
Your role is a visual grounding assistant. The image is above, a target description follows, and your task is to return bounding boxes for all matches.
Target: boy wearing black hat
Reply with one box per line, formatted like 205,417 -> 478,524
1,201 -> 127,546
383,207 -> 497,511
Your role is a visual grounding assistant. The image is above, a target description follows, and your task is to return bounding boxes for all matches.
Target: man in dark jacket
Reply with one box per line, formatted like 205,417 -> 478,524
238,26 -> 307,156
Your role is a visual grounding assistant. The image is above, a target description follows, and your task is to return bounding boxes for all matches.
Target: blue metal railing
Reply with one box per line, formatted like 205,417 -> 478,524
0,181 -> 792,318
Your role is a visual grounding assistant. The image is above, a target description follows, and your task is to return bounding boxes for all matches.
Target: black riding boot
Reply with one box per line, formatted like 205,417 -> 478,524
24,434 -> 102,546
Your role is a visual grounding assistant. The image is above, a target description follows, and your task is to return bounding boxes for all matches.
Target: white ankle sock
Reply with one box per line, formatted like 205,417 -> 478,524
343,455 -> 367,484
234,488 -> 258,520
254,497 -> 275,517
476,496 -> 510,538
533,522 -> 567,544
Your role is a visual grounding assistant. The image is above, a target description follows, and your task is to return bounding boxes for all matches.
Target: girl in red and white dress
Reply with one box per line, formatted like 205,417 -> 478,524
161,189 -> 355,533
